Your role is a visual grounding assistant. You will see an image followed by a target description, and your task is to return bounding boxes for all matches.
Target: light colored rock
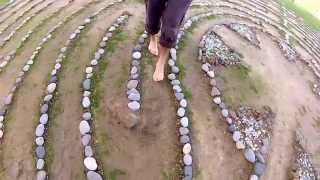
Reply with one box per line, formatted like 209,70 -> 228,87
180,117 -> 188,127
47,83 -> 56,94
183,143 -> 191,154
82,97 -> 90,108
84,157 -> 98,171
79,120 -> 90,135
183,154 -> 192,165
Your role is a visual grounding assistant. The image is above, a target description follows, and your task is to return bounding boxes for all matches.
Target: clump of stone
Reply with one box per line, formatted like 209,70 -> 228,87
278,40 -> 300,62
199,30 -> 241,65
225,23 -> 260,47
291,134 -> 318,180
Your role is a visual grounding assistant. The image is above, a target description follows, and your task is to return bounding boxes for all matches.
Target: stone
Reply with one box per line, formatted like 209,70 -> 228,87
256,152 -> 265,163
83,91 -> 91,97
228,124 -> 236,133
0,116 -> 3,122
207,70 -> 215,78
132,52 -> 141,59
36,146 -> 45,159
175,93 -> 184,101
210,79 -> 217,86
85,146 -> 94,157
36,170 -> 46,180
22,65 -> 30,72
168,59 -> 175,66
44,94 -> 53,102
36,124 -> 45,137
183,154 -> 192,165
39,114 -> 48,125
179,127 -> 189,135
131,66 -> 138,74
250,175 -> 259,180
55,63 -> 61,70
244,149 -> 256,163
4,94 -> 13,105
81,134 -> 91,146
83,79 -> 91,91
177,107 -> 185,117
171,66 -> 180,73
213,97 -> 221,104
36,159 -> 45,170
171,80 -> 180,85
36,137 -> 44,146
254,162 -> 265,176
87,171 -> 102,180
47,83 -> 56,94
86,67 -> 93,74
127,80 -> 138,89
82,112 -> 91,121
109,26 -> 116,32
168,73 -> 176,80
82,97 -> 90,108
180,135 -> 190,144
180,117 -> 188,127
49,76 -> 57,83
128,93 -> 140,101
183,143 -> 191,154
127,88 -> 139,95
170,48 -> 177,60
99,41 -> 107,48
232,131 -> 241,142
236,141 -> 245,149
95,52 -> 101,60
79,120 -> 90,135
84,157 -> 98,171
221,109 -> 229,117
173,85 -> 182,93
184,165 -> 193,177
69,33 -> 76,40
91,59 -> 98,66
201,63 -> 210,72
40,104 -> 49,114
128,101 -> 140,111
180,99 -> 187,108
211,87 -> 220,97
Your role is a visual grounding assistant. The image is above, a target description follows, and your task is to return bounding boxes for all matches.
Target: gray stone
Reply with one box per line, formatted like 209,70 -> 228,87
36,170 -> 46,180
232,131 -> 241,142
81,134 -> 91,146
210,79 -> 217,86
49,76 -> 57,83
183,143 -> 191,154
133,44 -> 142,52
79,120 -> 90,135
221,109 -> 229,117
171,66 -> 180,73
85,146 -> 94,157
99,41 -> 107,48
201,63 -> 210,72
180,117 -> 188,127
228,124 -> 236,133
40,104 -> 49,115
128,93 -> 140,101
132,52 -> 141,59
82,112 -> 92,121
35,137 -> 44,146
254,162 -> 265,176
244,149 -> 256,163
39,114 -> 48,125
250,175 -> 259,180
130,73 -> 139,80
173,85 -> 182,93
36,124 -> 45,137
213,97 -> 221,104
127,88 -> 139,95
82,97 -> 90,108
180,135 -> 190,144
211,87 -> 221,97
175,93 -> 184,101
168,73 -> 176,80
132,60 -> 139,66
95,52 -> 101,60
219,102 -> 227,109
84,157 -> 98,171
180,99 -> 187,108
47,83 -> 56,94
36,146 -> 45,159
36,159 -> 45,170
256,152 -> 265,163
44,94 -> 53,102
171,79 -> 180,85
128,101 -> 140,111
83,79 -> 91,91
170,48 -> 177,60
179,127 -> 189,135
183,154 -> 192,165
87,171 -> 102,180
184,165 -> 192,177
4,94 -> 13,105
127,80 -> 138,89
207,70 -> 215,78
131,66 -> 138,74
177,107 -> 185,117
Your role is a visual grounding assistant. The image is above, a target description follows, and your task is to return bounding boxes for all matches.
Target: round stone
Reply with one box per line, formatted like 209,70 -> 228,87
232,131 -> 241,142
211,87 -> 221,97
44,94 -> 53,102
207,70 -> 215,78
85,146 -> 94,157
36,170 -> 46,180
36,146 -> 45,159
83,79 -> 91,91
128,92 -> 140,101
171,66 -> 180,73
36,159 -> 45,170
36,137 -> 44,146
179,127 -> 189,135
244,149 -> 256,163
175,93 -> 184,101
184,165 -> 192,177
168,73 -> 176,80
79,120 -> 90,135
91,59 -> 98,66
82,97 -> 90,108
236,141 -> 245,149
201,63 -> 209,72
87,171 -> 102,180
98,48 -> 104,54
36,124 -> 45,137
128,101 -> 140,111
22,65 -> 30,72
132,52 -> 141,59
254,162 -> 265,176
82,112 -> 91,121
39,114 -> 48,125
47,83 -> 56,93
221,109 -> 229,117
55,63 -> 61,70
213,97 -> 221,104
183,143 -> 191,154
180,99 -> 187,108
127,80 -> 138,89
180,135 -> 190,144
177,107 -> 185,117
250,175 -> 259,180
86,67 -> 93,74
183,154 -> 192,165
180,117 -> 188,127
84,157 -> 98,171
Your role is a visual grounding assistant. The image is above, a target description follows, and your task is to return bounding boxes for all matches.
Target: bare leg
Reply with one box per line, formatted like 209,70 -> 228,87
153,44 -> 169,81
148,34 -> 159,56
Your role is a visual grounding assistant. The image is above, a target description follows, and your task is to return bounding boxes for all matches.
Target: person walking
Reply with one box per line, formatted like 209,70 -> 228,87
145,0 -> 192,81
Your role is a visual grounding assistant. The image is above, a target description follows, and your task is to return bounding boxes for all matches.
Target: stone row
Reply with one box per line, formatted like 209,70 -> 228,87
0,0 -> 115,139
0,0 -> 34,24
0,0 -> 55,47
34,1 -> 124,179
126,32 -> 147,112
80,13 -> 129,180
0,0 -> 73,73
0,0 -> 18,13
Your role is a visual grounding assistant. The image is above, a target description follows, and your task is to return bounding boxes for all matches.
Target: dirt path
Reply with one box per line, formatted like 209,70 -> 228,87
213,24 -> 320,180
91,3 -> 179,179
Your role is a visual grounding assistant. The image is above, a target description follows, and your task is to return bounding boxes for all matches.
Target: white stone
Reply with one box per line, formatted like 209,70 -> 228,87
86,67 -> 93,74
183,154 -> 192,165
82,97 -> 90,108
183,143 -> 191,154
84,157 -> 98,171
180,117 -> 188,127
132,52 -> 141,59
180,99 -> 187,108
47,83 -> 56,93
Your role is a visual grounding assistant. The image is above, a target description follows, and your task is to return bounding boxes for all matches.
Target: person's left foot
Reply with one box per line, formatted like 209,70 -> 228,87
153,61 -> 165,81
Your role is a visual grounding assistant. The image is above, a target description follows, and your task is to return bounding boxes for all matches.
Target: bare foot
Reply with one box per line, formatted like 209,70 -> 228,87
153,61 -> 165,81
148,35 -> 158,56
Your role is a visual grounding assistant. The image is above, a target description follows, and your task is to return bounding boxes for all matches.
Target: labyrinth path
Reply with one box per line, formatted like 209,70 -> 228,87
0,0 -> 319,180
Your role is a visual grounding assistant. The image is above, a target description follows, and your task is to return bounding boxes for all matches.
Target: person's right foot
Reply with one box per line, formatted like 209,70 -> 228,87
148,35 -> 159,56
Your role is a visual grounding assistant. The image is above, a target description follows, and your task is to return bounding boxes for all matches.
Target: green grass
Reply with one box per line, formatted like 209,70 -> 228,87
278,0 -> 320,30
0,0 -> 9,5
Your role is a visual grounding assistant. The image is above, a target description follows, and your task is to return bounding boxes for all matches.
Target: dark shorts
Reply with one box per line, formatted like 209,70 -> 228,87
145,0 -> 192,48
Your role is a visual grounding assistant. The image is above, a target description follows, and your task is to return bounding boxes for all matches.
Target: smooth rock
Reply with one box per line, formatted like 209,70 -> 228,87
236,140 -> 245,149
36,159 -> 45,170
210,79 -> 217,86
81,134 -> 91,146
128,101 -> 140,111
221,109 -> 229,117
256,152 -> 265,163
201,63 -> 209,72
177,107 -> 185,117
36,124 -> 45,137
180,117 -> 188,127
36,170 -> 46,180
85,146 -> 94,157
180,135 -> 190,144
83,112 -> 92,121
35,137 -> 44,146
132,52 -> 141,59
183,143 -> 191,154
250,175 -> 259,180
127,80 -> 138,89
254,162 -> 265,176
180,99 -> 187,108
44,94 -> 53,102
83,79 -> 91,91
213,97 -> 221,104
168,73 -> 176,80
179,127 -> 189,135
175,93 -> 184,101
86,67 -> 93,74
128,93 -> 140,101
36,146 -> 45,159
84,157 -> 98,171
39,114 -> 48,125
47,83 -> 56,93
207,70 -> 215,78
87,171 -> 102,180
183,154 -> 192,165
82,97 -> 90,108
79,120 -> 90,135
244,149 -> 256,163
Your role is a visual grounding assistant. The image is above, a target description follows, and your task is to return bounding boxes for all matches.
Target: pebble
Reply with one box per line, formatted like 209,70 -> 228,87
180,135 -> 190,144
175,93 -> 184,101
171,66 -> 180,73
244,149 -> 256,163
36,146 -> 45,159
254,162 -> 265,176
250,175 -> 259,180
171,79 -> 180,85
85,146 -> 94,157
81,134 -> 91,146
36,170 -> 46,180
22,65 -> 30,72
82,97 -> 90,108
84,157 -> 98,171
207,70 -> 215,78
213,97 -> 221,104
201,63 -> 209,72
232,131 -> 241,142
236,141 -> 245,149
256,152 -> 265,163
128,93 -> 140,101
44,94 -> 53,102
210,79 -> 217,86
183,143 -> 191,154
36,137 -> 44,146
83,79 -> 91,91
36,159 -> 45,170
86,67 -> 93,74
79,120 -> 90,135
168,73 -> 176,80
183,154 -> 192,165
128,101 -> 140,111
132,52 -> 141,59
36,124 -> 45,137
49,76 -> 57,83
87,171 -> 103,180
39,114 -> 48,125
82,112 -> 92,121
179,127 -> 189,135
180,117 -> 189,127
211,87 -> 221,97
177,107 -> 186,117
127,88 -> 139,95
47,83 -> 56,94
180,99 -> 187,108
221,109 -> 229,117
127,80 -> 138,89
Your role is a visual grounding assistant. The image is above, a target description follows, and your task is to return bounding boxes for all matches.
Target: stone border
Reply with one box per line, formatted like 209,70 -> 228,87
126,32 -> 147,112
80,12 -> 129,180
0,0 -> 17,12
0,0 -> 34,24
0,0 -> 72,73
34,1 -> 124,179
